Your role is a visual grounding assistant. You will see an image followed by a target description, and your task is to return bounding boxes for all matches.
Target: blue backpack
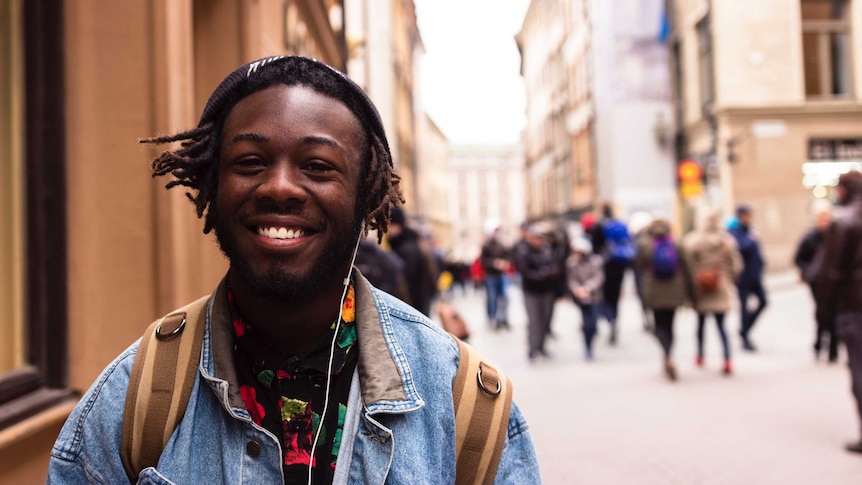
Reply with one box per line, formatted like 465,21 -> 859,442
651,236 -> 680,279
602,220 -> 635,263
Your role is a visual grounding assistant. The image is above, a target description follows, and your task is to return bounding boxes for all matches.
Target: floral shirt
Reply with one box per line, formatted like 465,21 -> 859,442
229,285 -> 358,484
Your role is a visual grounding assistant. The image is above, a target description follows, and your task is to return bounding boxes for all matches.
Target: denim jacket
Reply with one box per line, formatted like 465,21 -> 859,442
47,274 -> 541,484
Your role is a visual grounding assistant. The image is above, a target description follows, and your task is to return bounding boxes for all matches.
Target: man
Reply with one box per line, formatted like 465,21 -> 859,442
794,202 -> 836,362
47,56 -> 540,483
480,225 -> 511,330
816,170 -> 862,454
728,204 -> 767,351
386,207 -> 438,316
595,204 -> 634,345
512,223 -> 561,362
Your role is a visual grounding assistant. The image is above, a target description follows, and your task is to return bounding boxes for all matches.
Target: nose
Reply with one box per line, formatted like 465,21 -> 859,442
255,161 -> 307,205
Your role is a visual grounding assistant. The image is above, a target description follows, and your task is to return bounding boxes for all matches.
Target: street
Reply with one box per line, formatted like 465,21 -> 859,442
436,273 -> 862,484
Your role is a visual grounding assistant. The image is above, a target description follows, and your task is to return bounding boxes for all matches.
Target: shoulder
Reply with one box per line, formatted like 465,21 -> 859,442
50,342 -> 139,481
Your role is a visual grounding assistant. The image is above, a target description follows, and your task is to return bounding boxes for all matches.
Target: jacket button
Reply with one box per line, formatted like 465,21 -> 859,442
246,441 -> 261,457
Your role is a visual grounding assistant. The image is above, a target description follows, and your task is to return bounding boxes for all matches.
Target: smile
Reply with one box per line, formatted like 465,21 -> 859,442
257,226 -> 306,240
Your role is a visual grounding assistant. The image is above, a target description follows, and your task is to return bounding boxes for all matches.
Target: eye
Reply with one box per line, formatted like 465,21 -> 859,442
304,160 -> 334,173
231,157 -> 266,173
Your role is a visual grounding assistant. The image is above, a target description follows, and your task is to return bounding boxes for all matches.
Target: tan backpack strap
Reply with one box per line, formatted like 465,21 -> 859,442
453,337 -> 514,485
121,295 -> 209,481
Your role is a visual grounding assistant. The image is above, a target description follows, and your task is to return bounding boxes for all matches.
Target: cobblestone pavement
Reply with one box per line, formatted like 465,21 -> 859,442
436,272 -> 862,484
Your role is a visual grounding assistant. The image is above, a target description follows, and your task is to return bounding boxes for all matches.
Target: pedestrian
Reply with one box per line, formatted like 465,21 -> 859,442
629,211 -> 655,332
794,202 -> 837,362
636,217 -> 690,381
816,170 -> 862,454
566,238 -> 604,361
684,208 -> 743,375
728,204 -> 767,351
353,235 -> 410,303
387,207 -> 439,316
46,56 -> 540,483
597,203 -> 636,345
480,225 -> 511,330
513,223 -> 562,362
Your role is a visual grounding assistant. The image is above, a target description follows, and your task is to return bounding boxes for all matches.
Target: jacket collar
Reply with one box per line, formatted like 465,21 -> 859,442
203,271 -> 423,414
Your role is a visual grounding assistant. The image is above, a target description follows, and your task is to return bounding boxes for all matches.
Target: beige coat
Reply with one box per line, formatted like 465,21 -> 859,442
683,228 -> 742,314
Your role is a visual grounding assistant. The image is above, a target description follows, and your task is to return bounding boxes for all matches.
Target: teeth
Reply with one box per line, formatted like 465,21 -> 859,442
258,226 -> 304,240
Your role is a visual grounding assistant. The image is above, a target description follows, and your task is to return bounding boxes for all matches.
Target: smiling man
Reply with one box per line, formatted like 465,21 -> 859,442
46,56 -> 540,484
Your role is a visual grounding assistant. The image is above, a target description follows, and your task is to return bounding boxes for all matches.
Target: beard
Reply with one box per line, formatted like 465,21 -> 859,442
212,202 -> 363,302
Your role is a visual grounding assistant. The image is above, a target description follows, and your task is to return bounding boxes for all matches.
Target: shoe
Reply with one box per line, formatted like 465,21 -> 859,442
722,360 -> 733,375
664,359 -> 677,381
609,327 -> 618,346
741,338 -> 757,352
695,355 -> 704,368
845,441 -> 862,454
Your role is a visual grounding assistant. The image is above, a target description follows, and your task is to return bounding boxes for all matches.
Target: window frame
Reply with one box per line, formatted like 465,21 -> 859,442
801,0 -> 853,99
0,0 -> 71,430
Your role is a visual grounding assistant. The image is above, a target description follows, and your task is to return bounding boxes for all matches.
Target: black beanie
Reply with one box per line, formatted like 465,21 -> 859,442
198,55 -> 392,168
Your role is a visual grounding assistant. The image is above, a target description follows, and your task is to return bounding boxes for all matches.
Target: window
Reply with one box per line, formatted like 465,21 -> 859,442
696,13 -> 715,111
801,0 -> 852,99
0,0 -> 71,429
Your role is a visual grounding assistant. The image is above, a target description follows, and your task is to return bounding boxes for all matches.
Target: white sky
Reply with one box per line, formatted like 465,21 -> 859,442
414,0 -> 531,146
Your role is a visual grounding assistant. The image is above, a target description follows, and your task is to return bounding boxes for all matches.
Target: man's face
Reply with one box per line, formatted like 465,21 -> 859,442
213,84 -> 365,301
815,211 -> 831,232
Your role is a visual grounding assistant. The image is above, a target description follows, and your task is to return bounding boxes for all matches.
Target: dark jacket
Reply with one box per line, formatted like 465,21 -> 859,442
354,239 -> 410,302
728,224 -> 765,286
816,198 -> 862,321
480,238 -> 510,277
512,241 -> 561,294
794,228 -> 825,286
388,227 -> 438,316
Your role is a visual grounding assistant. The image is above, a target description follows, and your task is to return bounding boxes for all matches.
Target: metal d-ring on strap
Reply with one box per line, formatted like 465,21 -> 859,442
154,313 -> 187,341
476,362 -> 502,396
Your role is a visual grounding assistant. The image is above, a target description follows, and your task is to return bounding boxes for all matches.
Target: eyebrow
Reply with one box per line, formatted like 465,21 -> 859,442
227,132 -> 268,145
226,133 -> 347,155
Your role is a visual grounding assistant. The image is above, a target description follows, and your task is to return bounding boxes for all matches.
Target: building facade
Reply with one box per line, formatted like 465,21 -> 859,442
0,1 -> 346,482
668,0 -> 862,268
417,114 -> 453,249
448,145 -> 527,263
345,0 -> 424,212
517,0 -> 676,229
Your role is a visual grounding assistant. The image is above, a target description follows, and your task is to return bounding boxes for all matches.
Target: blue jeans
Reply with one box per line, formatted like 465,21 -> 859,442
578,303 -> 599,355
485,274 -> 508,326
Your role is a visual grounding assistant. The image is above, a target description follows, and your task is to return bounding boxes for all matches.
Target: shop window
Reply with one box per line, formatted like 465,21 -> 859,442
801,0 -> 852,99
0,0 -> 70,430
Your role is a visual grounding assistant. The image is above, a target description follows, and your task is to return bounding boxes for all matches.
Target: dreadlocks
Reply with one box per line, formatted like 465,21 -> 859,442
142,56 -> 403,241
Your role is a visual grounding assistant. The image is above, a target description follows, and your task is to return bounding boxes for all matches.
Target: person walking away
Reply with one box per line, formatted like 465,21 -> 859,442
728,204 -> 767,351
387,207 -> 439,316
636,218 -> 690,381
629,211 -> 655,332
513,224 -> 561,362
795,202 -> 837,362
566,238 -> 604,361
480,225 -> 511,330
598,204 -> 636,345
353,236 -> 410,303
816,170 -> 862,454
684,209 -> 743,375
46,55 -> 540,483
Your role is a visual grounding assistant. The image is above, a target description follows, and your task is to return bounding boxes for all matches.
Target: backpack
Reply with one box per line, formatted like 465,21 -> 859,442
121,296 -> 511,485
602,219 -> 636,263
651,236 -> 680,279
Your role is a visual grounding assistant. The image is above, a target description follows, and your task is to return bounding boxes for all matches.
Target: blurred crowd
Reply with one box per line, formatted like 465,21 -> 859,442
359,173 -> 862,455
